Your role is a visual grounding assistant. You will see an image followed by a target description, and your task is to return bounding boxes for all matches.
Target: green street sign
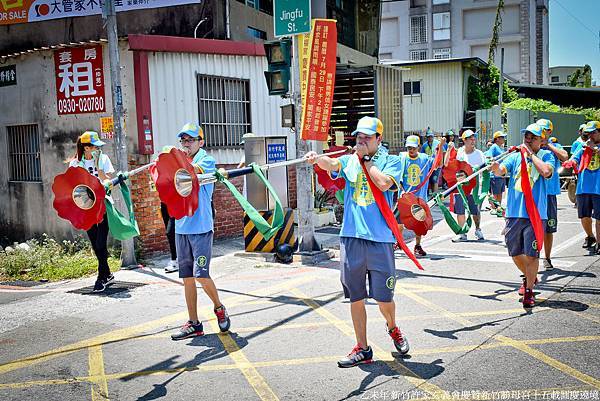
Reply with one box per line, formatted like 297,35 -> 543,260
274,0 -> 311,37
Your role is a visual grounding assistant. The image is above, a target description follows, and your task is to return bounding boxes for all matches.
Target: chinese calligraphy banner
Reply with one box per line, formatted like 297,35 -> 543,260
0,0 -> 200,26
300,19 -> 337,142
54,45 -> 105,115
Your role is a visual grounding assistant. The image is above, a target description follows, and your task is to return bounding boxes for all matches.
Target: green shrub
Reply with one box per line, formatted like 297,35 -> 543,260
0,234 -> 120,282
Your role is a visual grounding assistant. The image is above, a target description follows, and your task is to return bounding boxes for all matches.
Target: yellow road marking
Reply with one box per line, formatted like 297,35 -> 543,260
495,334 -> 600,389
398,288 -> 600,390
572,311 -> 600,325
203,313 -> 279,401
290,288 -> 448,399
2,334 -> 600,391
0,275 -> 317,376
88,345 -> 109,401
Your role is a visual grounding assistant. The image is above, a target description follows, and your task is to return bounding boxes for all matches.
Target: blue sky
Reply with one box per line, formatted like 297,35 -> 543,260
549,0 -> 600,84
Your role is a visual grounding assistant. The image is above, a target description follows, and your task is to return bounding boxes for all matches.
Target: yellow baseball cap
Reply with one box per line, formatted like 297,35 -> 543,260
493,131 -> 507,140
461,129 -> 476,140
352,116 -> 384,137
177,122 -> 204,139
80,131 -> 105,147
536,119 -> 553,132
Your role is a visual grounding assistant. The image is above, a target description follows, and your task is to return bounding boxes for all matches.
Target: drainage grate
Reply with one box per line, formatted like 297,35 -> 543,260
68,281 -> 147,295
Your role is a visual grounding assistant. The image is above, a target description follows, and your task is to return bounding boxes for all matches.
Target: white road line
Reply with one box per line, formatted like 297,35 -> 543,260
424,252 -> 576,267
553,232 -> 587,256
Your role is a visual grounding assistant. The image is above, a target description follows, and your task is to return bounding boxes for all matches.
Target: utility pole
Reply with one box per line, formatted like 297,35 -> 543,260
498,47 -> 504,107
102,0 -> 137,267
292,35 -> 319,252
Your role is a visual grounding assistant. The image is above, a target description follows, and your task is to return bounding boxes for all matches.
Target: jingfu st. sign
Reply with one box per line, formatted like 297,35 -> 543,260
274,0 -> 311,37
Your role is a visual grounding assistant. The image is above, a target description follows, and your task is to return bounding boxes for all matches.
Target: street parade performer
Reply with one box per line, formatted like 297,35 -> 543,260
305,116 -> 410,368
446,129 -> 486,242
491,123 -> 554,308
536,119 -> 568,270
397,134 -> 445,257
170,122 -> 231,340
69,131 -> 116,293
564,121 -> 600,253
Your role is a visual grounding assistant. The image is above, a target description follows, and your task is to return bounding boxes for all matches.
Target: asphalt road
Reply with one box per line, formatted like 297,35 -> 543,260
0,193 -> 598,401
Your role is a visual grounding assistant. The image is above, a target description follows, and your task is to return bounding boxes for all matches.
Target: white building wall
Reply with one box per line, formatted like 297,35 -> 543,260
401,62 -> 464,134
379,0 -> 547,83
147,52 -> 295,165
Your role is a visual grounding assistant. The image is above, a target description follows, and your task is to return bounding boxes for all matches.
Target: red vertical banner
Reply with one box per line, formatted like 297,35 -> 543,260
300,19 -> 337,141
54,45 -> 106,115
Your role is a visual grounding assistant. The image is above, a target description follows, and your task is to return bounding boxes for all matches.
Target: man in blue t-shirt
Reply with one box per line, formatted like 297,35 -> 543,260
568,121 -> 600,253
306,116 -> 409,368
398,135 -> 444,257
421,129 -> 441,195
571,123 -> 589,156
491,123 -> 554,308
170,122 -> 231,341
536,119 -> 568,271
485,131 -> 508,216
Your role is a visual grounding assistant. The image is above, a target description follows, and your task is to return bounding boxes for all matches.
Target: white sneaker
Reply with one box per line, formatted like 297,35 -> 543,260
475,229 -> 485,241
165,260 -> 179,273
451,234 -> 467,243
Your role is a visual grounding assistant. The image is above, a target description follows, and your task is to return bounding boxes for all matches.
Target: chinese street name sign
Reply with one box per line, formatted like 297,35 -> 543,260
0,64 -> 17,87
274,0 -> 310,37
0,0 -> 201,26
54,45 -> 106,115
300,19 -> 337,141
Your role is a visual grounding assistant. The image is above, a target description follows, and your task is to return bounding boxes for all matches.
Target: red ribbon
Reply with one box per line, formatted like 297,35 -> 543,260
519,147 -> 544,252
359,160 -> 424,270
409,141 -> 444,194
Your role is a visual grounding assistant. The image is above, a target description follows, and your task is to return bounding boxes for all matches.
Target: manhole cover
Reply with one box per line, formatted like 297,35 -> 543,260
68,281 -> 147,295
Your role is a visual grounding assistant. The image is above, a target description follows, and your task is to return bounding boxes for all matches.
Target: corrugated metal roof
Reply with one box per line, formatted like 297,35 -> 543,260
0,39 -> 108,62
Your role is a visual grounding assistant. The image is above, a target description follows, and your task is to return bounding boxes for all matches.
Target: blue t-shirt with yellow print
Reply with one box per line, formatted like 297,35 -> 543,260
175,148 -> 216,235
572,147 -> 600,195
500,149 -> 553,219
399,152 -> 433,200
543,143 -> 564,196
332,146 -> 403,243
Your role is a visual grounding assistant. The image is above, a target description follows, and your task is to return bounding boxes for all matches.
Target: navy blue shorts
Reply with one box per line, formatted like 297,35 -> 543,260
505,218 -> 545,258
429,168 -> 441,187
490,177 -> 506,195
576,194 -> 600,220
340,237 -> 396,302
453,193 -> 479,216
175,231 -> 213,278
545,195 -> 558,233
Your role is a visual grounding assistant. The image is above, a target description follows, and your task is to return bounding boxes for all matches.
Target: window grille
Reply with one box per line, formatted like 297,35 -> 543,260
433,48 -> 451,59
7,124 -> 42,182
410,15 -> 427,44
197,74 -> 252,148
410,49 -> 428,61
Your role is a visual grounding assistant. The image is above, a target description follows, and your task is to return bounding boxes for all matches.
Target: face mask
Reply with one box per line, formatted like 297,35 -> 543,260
91,149 -> 102,159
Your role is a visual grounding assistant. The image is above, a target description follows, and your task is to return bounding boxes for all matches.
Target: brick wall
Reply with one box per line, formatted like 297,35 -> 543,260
129,159 -> 299,256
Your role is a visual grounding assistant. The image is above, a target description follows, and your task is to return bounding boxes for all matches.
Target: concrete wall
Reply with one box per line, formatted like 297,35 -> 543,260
0,42 -> 136,243
0,2 -> 224,55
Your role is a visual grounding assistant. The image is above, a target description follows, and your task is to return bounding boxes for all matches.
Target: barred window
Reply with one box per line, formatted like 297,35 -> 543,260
410,15 -> 427,44
7,124 -> 42,182
410,49 -> 428,61
433,48 -> 451,59
197,74 -> 251,148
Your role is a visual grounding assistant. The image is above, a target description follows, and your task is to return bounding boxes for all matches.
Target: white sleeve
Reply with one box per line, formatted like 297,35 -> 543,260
101,154 -> 115,174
